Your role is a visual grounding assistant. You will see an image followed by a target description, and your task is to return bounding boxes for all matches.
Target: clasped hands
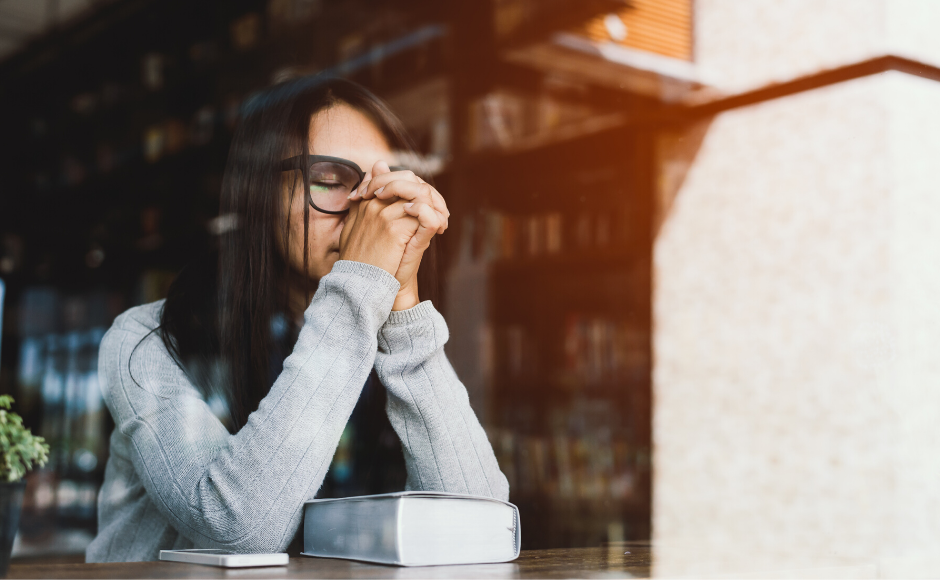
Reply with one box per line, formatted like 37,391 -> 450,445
338,160 -> 449,311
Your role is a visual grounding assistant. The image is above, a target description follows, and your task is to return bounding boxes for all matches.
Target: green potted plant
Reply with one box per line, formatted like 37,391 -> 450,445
0,395 -> 49,577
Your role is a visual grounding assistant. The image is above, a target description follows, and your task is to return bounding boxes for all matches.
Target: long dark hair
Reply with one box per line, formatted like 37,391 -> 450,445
158,76 -> 440,431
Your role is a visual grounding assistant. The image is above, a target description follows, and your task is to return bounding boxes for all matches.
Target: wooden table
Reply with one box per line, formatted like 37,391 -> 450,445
7,545 -> 652,579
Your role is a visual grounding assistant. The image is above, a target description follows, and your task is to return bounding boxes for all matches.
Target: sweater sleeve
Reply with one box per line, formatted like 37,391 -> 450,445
98,260 -> 399,553
375,301 -> 510,502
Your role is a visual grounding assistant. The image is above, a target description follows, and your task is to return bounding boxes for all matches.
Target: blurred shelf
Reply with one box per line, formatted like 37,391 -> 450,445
488,250 -> 641,274
493,374 -> 647,394
466,110 -> 627,158
41,137 -> 229,196
11,529 -> 94,559
458,112 -> 633,176
510,492 -> 650,507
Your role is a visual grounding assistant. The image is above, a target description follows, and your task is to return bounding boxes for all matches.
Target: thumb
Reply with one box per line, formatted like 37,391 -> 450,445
371,159 -> 391,176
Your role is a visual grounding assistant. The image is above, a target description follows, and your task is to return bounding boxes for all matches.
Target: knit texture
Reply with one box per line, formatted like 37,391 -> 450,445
85,260 -> 509,562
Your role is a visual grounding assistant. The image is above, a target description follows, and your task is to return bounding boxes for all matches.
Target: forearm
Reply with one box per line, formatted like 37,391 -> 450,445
375,302 -> 510,501
107,261 -> 400,552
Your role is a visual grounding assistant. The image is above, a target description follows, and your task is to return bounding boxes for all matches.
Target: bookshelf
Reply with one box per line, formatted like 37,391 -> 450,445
0,0 -> 693,553
446,119 -> 654,546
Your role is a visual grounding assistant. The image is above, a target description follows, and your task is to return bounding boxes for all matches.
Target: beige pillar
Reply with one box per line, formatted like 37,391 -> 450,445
653,2 -> 940,576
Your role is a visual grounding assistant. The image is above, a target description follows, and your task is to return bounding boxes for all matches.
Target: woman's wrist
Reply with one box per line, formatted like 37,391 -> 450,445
391,289 -> 420,311
391,273 -> 419,311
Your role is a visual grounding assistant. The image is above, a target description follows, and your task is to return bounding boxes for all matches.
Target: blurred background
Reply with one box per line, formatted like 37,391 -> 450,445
2,0 -> 939,574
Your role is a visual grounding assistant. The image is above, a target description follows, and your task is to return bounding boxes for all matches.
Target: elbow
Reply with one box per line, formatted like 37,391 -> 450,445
186,507 -> 258,547
185,485 -> 297,551
223,503 -> 302,554
235,530 -> 292,555
496,472 -> 511,503
238,515 -> 302,554
189,515 -> 295,554
481,469 -> 510,503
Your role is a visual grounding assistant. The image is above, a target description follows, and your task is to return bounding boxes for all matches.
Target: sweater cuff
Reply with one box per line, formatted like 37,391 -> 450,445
384,300 -> 437,326
329,260 -> 401,294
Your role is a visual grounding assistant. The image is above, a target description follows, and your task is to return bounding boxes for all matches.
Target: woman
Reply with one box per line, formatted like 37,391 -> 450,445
86,76 -> 509,562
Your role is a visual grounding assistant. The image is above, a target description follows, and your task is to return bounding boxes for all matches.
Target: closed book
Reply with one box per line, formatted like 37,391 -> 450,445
302,491 -> 521,566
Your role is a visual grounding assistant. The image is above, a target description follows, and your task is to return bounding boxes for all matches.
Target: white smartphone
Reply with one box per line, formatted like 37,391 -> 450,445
159,549 -> 289,568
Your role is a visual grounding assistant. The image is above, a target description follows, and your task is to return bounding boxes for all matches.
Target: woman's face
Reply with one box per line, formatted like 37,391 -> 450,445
279,102 -> 394,281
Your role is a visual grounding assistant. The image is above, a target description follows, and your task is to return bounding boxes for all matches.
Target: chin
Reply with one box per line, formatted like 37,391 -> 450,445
323,252 -> 340,270
299,256 -> 337,281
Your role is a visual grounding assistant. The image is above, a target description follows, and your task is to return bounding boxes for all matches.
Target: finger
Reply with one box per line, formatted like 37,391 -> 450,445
374,181 -> 447,233
372,159 -> 391,176
378,197 -> 420,226
427,186 -> 449,228
363,193 -> 399,219
348,169 -> 373,201
403,202 -> 444,245
371,179 -> 429,202
362,168 -> 419,200
359,160 -> 392,199
412,182 -> 449,234
410,175 -> 450,228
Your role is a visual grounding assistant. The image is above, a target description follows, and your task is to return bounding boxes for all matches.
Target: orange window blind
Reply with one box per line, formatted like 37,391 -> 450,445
577,0 -> 693,61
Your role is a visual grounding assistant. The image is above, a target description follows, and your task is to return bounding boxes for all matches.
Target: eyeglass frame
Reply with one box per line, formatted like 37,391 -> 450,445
280,154 -> 408,215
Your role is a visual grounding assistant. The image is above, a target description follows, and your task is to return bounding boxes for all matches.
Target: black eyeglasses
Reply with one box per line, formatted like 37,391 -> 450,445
280,154 -> 407,215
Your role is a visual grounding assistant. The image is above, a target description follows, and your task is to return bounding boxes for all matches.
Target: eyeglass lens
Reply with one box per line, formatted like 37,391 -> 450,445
308,161 -> 361,212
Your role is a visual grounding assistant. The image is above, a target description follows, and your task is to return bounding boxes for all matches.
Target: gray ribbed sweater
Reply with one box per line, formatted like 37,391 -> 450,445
85,260 -> 509,562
